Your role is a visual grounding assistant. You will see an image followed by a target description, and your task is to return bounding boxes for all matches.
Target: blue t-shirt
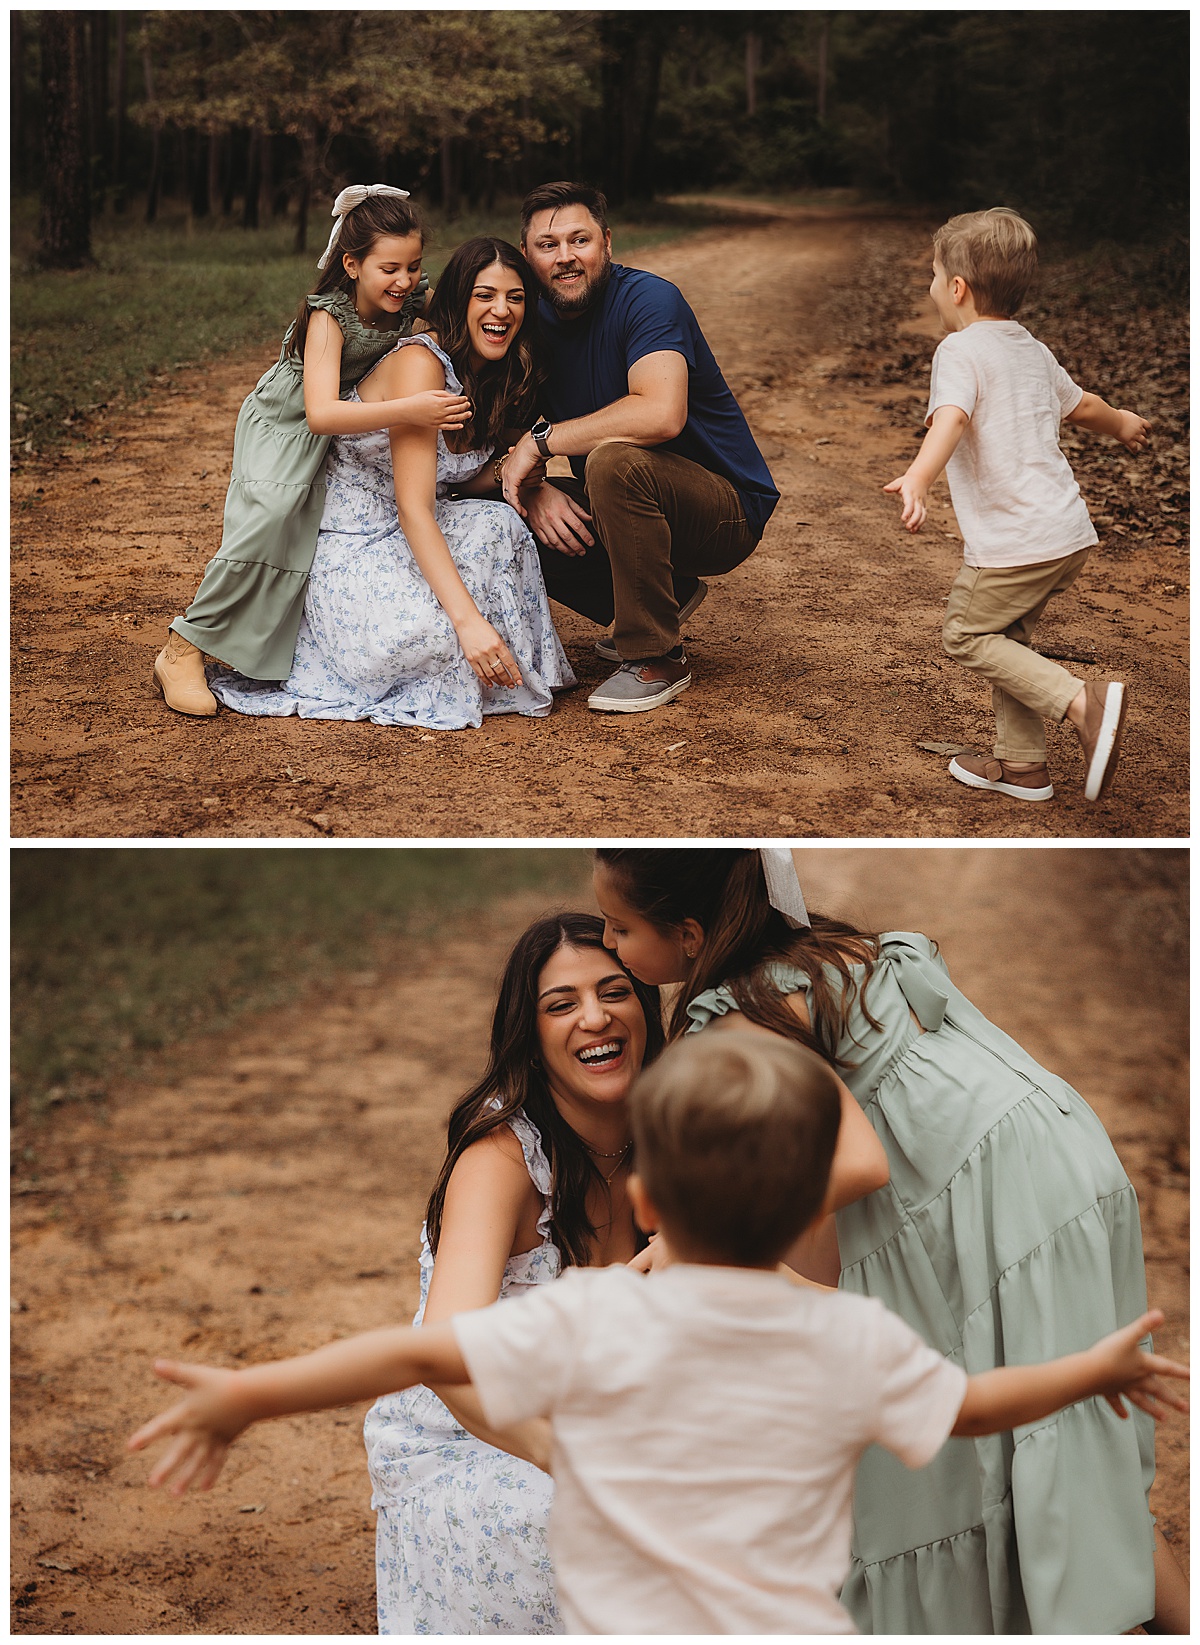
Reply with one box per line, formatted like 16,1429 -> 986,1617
537,264 -> 780,540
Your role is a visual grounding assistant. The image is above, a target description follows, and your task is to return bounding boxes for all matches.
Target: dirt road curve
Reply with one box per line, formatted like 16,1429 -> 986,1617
10,207 -> 1187,838
10,850 -> 1188,1633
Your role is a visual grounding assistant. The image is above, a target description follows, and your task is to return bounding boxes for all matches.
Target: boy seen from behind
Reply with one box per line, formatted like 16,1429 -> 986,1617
129,1033 -> 1186,1635
886,208 -> 1151,804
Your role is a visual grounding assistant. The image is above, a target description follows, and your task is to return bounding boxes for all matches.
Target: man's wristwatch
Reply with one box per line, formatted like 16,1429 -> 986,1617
531,417 -> 554,460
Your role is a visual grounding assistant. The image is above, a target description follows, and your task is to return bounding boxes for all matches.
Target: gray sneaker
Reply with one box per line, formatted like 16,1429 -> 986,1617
586,654 -> 692,713
594,579 -> 709,662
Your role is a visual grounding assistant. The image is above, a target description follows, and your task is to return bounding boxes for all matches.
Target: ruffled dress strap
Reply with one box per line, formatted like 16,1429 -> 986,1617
506,1109 -> 554,1251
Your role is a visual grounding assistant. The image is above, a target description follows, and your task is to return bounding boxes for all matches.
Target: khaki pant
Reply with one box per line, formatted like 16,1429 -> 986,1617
533,442 -> 760,659
941,548 -> 1091,762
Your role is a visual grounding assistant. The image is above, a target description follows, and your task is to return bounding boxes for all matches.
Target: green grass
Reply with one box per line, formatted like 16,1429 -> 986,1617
11,847 -> 592,1125
10,194 -> 737,453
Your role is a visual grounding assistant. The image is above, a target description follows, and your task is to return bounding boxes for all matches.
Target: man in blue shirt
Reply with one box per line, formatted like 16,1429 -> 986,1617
501,181 -> 779,713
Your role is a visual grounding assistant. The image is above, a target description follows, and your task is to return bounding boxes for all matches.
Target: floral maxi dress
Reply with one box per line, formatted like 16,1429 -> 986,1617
209,334 -> 575,728
363,1111 -> 563,1635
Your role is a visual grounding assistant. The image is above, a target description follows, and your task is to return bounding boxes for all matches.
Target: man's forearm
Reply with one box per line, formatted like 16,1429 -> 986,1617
540,393 -> 683,459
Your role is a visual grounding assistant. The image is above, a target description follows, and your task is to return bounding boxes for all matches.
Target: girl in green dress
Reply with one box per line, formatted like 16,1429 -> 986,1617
592,846 -> 1187,1635
154,185 -> 472,715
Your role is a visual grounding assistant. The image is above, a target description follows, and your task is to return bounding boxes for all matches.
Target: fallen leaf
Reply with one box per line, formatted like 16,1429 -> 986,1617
38,1559 -> 77,1572
238,1504 -> 266,1514
664,741 -> 687,753
916,741 -> 973,756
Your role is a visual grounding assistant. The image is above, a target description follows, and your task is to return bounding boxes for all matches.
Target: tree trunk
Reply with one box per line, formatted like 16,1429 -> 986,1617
143,44 -> 161,223
11,12 -> 27,176
598,17 -> 671,204
260,131 -> 275,221
37,12 -> 92,267
746,31 -> 761,119
817,15 -> 829,123
111,11 -> 128,211
189,128 -> 210,219
294,128 -> 317,254
87,9 -> 109,200
440,133 -> 458,217
207,128 -> 221,217
243,130 -> 261,229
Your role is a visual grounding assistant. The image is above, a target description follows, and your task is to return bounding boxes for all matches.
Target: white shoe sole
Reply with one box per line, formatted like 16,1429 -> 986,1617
587,675 -> 692,713
948,758 -> 1054,802
1084,683 -> 1127,801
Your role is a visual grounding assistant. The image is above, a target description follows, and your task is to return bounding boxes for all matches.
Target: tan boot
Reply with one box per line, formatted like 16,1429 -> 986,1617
153,629 -> 218,716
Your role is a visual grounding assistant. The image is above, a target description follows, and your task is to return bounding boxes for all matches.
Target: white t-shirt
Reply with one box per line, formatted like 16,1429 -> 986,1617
453,1263 -> 967,1635
927,320 -> 1099,567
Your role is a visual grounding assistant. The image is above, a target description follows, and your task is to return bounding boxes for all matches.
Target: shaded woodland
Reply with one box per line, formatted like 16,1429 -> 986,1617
15,10 -> 1190,269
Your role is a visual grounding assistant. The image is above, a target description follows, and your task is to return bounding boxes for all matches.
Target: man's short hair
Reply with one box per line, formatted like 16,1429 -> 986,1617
520,181 -> 610,244
933,207 -> 1038,318
630,1031 -> 842,1267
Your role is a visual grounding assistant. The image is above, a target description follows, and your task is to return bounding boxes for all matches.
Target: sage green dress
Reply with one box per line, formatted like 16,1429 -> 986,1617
172,284 -> 426,680
686,932 -> 1155,1635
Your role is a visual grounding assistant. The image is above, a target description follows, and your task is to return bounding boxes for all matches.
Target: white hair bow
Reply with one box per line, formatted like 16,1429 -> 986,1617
316,183 -> 411,271
759,848 -> 810,929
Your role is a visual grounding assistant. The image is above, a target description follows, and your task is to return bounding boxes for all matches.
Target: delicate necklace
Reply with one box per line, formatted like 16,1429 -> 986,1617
583,1138 -> 633,1185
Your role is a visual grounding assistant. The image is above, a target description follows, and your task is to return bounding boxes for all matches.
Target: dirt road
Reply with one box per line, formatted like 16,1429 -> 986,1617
11,208 -> 1187,838
10,848 -> 1188,1633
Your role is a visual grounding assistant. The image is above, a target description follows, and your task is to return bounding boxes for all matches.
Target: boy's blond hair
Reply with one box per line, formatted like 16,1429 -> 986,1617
630,1030 -> 842,1266
933,207 -> 1038,318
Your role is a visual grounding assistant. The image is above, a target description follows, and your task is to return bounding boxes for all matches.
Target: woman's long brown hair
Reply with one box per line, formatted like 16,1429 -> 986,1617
424,236 -> 543,450
595,849 -> 881,1066
285,193 -> 425,361
424,912 -> 664,1270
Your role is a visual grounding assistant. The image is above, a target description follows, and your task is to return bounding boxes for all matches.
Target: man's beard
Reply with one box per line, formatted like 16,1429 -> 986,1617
544,251 -> 613,315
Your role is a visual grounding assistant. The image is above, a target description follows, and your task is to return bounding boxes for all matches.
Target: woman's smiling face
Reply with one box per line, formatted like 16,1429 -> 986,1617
465,258 -> 527,369
535,943 -> 647,1113
593,860 -> 695,987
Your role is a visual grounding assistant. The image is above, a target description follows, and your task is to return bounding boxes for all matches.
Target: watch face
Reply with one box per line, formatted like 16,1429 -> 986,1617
532,418 -> 551,438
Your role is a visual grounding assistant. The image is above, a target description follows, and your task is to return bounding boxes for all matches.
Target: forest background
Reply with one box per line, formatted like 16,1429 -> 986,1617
13,8 -> 1189,452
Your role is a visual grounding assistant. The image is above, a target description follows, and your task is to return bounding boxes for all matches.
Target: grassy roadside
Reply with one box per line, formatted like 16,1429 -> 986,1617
10,196 -> 738,455
11,846 -> 592,1126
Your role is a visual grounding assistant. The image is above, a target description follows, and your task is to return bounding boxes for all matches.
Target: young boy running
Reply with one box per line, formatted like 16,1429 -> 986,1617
886,208 -> 1151,803
128,1034 -> 1186,1635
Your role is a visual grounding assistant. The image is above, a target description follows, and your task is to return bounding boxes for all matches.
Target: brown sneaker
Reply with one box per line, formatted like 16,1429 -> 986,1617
948,752 -> 1054,801
586,654 -> 692,713
1074,681 -> 1128,800
153,629 -> 218,716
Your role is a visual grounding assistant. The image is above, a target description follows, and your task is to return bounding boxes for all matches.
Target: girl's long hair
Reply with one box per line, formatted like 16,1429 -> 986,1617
424,236 -> 543,450
424,912 -> 664,1270
595,849 -> 881,1066
285,193 -> 425,361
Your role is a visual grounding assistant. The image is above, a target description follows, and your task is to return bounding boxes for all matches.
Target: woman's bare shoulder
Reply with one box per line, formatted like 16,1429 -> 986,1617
360,337 -> 444,400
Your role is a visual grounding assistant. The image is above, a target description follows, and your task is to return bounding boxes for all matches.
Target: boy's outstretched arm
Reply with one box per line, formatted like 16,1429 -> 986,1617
1065,391 -> 1151,451
953,1309 -> 1187,1438
883,405 -> 970,532
127,1322 -> 469,1496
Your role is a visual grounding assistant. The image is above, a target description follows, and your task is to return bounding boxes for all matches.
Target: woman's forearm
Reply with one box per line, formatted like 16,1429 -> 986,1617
395,508 -> 480,626
821,1082 -> 889,1213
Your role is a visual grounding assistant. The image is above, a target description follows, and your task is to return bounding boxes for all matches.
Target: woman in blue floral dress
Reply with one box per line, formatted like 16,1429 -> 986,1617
211,238 -> 574,728
363,912 -> 663,1633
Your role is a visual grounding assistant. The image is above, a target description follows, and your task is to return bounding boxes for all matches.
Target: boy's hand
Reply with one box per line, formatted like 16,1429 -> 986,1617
627,1231 -> 673,1274
401,390 -> 473,431
126,1359 -> 255,1496
883,471 -> 928,532
1113,410 -> 1152,452
1086,1309 -> 1189,1421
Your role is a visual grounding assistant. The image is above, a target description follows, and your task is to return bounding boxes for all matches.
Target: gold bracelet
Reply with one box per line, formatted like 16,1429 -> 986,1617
493,454 -> 507,488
